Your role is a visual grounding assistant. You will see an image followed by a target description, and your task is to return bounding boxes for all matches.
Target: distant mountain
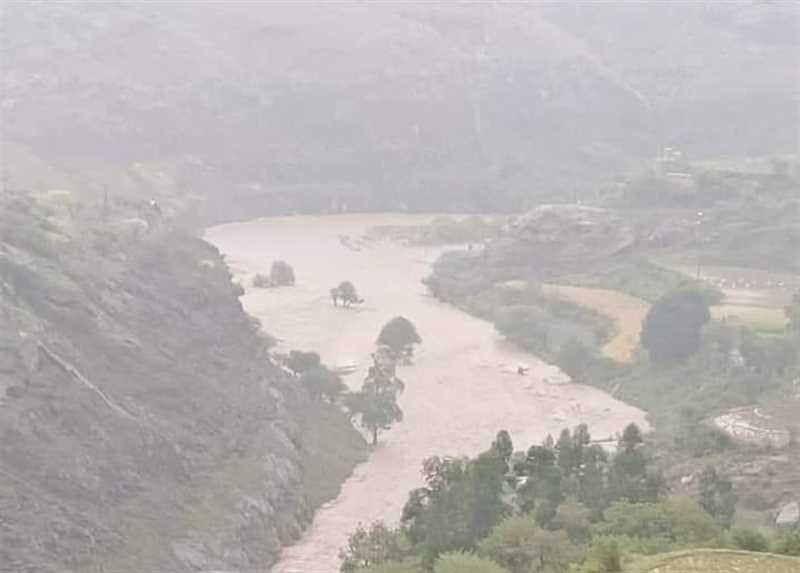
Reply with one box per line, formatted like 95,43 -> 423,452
2,2 -> 797,217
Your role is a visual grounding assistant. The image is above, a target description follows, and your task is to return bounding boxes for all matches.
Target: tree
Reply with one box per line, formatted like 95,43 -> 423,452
609,424 -> 663,504
340,521 -> 408,572
641,289 -> 711,364
552,500 -> 591,544
332,280 -> 364,307
478,517 -> 574,573
492,430 -> 514,463
557,338 -> 593,383
556,428 -> 578,477
402,452 -> 508,564
514,442 -> 563,515
697,466 -> 736,529
377,316 -> 422,359
285,350 -> 321,376
346,357 -> 404,445
434,552 -> 510,573
270,260 -> 295,286
301,366 -> 346,403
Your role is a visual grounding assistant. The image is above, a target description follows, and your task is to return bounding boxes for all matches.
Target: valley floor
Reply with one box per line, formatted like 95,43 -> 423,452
206,214 -> 647,573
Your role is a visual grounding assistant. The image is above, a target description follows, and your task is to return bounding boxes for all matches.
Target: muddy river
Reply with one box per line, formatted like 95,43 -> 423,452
205,214 -> 646,573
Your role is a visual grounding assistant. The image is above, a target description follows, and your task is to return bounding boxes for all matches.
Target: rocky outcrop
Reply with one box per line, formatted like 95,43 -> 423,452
0,197 -> 364,572
776,501 -> 799,527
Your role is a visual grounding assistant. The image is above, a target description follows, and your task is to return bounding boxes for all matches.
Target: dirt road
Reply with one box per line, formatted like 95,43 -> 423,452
206,214 -> 646,573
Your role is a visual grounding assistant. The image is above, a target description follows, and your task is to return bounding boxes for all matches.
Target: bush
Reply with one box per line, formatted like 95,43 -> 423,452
340,521 -> 409,572
773,529 -> 800,556
252,274 -> 273,288
362,560 -> 421,573
731,527 -> 770,552
595,499 -> 718,545
589,538 -> 622,572
270,260 -> 295,286
434,552 -> 511,573
286,350 -> 321,375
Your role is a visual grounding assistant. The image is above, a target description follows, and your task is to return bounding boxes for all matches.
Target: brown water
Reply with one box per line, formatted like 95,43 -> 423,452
205,214 -> 647,573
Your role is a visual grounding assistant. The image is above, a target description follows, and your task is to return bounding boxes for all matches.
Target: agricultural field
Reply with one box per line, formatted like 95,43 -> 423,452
542,284 -> 650,362
666,263 -> 797,335
711,305 -> 788,336
629,549 -> 800,573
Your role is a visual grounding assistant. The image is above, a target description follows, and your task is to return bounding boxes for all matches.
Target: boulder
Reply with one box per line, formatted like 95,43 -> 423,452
776,501 -> 799,527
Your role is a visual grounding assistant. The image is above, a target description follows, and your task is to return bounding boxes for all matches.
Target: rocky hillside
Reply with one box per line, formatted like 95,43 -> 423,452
0,193 -> 365,572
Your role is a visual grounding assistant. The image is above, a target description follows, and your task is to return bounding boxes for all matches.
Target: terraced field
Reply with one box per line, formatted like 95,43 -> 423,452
630,549 -> 800,573
542,284 -> 650,363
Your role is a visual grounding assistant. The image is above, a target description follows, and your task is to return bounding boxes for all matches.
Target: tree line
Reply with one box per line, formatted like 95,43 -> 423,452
338,423 -> 799,573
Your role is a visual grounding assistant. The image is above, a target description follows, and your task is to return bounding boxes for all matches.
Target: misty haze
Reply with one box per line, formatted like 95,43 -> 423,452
1,2 -> 799,573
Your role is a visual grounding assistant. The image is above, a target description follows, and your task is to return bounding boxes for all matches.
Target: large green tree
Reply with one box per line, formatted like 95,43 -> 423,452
640,289 -> 711,364
377,316 -> 422,358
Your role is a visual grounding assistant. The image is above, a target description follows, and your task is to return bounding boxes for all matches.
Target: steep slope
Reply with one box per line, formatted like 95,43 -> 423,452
0,193 -> 365,571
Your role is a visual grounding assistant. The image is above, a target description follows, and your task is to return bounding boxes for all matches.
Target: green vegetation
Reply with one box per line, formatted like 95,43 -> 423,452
345,355 -> 405,445
270,260 -> 296,286
377,317 -> 422,360
332,280 -> 364,307
252,273 -> 273,288
640,290 -> 711,364
423,171 -> 800,531
284,349 -> 322,376
343,425 -> 800,572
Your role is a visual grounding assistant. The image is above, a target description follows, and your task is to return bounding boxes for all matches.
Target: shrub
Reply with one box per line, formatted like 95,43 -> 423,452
731,527 -> 770,552
252,274 -> 273,288
773,529 -> 800,556
270,260 -> 295,286
589,538 -> 622,572
434,552 -> 511,573
340,521 -> 409,573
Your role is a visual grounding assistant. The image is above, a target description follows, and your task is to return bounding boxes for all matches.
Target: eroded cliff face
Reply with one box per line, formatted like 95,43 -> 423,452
0,194 -> 364,572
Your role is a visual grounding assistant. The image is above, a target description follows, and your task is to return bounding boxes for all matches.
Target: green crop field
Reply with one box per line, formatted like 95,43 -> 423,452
629,549 -> 800,573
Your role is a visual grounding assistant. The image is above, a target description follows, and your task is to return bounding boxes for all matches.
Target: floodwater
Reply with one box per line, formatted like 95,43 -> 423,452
205,214 -> 647,573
